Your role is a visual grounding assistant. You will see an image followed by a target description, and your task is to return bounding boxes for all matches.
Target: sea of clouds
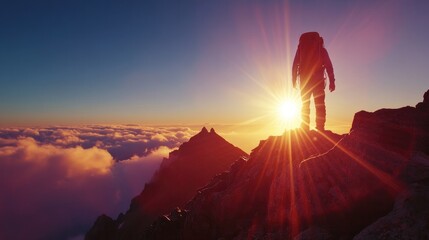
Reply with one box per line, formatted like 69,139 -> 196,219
0,125 -> 196,240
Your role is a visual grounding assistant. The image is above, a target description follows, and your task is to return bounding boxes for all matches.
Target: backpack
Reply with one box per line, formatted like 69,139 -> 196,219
298,32 -> 324,78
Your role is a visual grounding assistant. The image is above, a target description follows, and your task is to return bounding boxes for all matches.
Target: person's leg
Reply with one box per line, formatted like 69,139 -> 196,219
300,86 -> 311,130
314,82 -> 326,131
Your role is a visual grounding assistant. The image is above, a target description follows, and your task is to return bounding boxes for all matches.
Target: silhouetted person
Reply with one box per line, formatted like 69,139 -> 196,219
292,32 -> 336,131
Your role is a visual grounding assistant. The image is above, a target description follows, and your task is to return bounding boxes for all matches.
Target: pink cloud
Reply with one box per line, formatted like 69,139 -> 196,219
0,125 -> 196,160
0,125 -> 193,239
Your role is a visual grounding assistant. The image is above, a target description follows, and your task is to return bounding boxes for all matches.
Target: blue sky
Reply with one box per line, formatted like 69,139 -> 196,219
1,0 -> 428,130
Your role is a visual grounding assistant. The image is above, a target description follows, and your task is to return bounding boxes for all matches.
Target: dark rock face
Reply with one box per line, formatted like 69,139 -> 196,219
85,215 -> 116,240
423,89 -> 429,103
143,207 -> 188,240
354,176 -> 429,240
351,89 -> 429,157
86,127 -> 247,240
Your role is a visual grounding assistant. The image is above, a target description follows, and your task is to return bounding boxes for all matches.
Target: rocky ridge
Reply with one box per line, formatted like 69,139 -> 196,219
88,89 -> 429,240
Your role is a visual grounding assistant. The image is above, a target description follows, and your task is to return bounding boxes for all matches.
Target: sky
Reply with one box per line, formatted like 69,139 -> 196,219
0,1 -> 429,239
1,0 -> 428,132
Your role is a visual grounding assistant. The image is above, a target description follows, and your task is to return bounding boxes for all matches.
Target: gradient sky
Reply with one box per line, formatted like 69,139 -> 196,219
1,0 -> 428,132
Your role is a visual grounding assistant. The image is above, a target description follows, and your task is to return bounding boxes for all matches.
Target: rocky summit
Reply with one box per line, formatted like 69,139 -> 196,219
88,89 -> 429,240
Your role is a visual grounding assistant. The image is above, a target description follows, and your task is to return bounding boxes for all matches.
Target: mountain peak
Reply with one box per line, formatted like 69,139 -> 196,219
187,127 -> 223,145
200,126 -> 208,134
87,127 -> 248,239
190,127 -> 214,140
196,126 -> 216,136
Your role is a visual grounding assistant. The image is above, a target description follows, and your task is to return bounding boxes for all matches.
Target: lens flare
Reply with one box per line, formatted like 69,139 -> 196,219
278,100 -> 299,121
274,97 -> 302,130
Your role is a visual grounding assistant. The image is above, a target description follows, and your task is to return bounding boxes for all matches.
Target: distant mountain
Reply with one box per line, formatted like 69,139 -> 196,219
86,127 -> 248,240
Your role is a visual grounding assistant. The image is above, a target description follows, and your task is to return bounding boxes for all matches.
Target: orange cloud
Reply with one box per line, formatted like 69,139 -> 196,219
0,125 -> 188,239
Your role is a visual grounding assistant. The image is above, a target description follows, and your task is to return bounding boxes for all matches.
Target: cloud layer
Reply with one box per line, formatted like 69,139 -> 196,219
0,125 -> 194,160
0,125 -> 195,240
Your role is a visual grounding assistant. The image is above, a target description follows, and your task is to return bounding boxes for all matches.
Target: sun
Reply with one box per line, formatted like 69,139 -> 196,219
278,100 -> 299,120
276,99 -> 301,129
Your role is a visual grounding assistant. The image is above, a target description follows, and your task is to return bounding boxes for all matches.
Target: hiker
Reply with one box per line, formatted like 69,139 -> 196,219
292,32 -> 336,131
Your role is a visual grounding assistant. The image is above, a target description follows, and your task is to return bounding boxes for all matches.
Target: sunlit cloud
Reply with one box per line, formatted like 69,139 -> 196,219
0,125 -> 195,239
0,125 -> 196,160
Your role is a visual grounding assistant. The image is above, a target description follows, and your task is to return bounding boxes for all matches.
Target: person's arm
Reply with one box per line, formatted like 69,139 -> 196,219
292,48 -> 300,88
322,48 -> 335,92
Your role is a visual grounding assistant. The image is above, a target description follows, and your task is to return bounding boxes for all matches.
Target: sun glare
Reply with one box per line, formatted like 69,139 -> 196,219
275,98 -> 301,129
278,100 -> 299,121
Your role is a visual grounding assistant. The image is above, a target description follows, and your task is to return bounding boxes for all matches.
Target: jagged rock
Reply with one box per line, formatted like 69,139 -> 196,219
143,208 -> 188,240
85,215 -> 115,240
423,89 -> 429,103
352,107 -> 416,157
293,226 -> 334,240
352,152 -> 429,240
351,89 -> 429,156
86,127 -> 247,240
353,183 -> 429,240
